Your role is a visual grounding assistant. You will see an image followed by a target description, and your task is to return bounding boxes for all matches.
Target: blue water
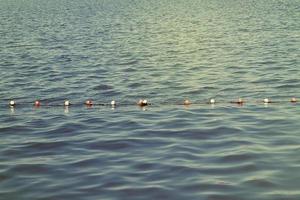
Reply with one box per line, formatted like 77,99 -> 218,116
0,0 -> 299,199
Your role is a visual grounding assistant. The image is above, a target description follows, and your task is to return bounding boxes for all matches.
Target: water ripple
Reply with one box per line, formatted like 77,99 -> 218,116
0,0 -> 299,199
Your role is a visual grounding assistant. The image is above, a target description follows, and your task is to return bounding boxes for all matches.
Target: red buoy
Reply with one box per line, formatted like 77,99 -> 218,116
34,100 -> 41,107
231,98 -> 244,104
137,99 -> 148,106
85,100 -> 93,106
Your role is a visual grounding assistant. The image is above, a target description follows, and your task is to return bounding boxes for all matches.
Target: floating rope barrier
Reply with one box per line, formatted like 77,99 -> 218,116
4,97 -> 298,108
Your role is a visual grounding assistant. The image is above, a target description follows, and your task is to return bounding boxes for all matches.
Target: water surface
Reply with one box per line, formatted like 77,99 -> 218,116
0,0 -> 299,199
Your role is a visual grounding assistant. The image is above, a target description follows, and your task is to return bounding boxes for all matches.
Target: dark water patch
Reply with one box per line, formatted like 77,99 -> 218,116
122,67 -> 137,72
132,162 -> 160,172
164,149 -> 205,161
158,163 -> 258,177
0,173 -> 11,183
182,182 -> 236,192
69,158 -> 105,169
92,84 -> 113,91
26,118 -> 51,127
242,178 -> 277,188
22,140 -> 70,152
265,193 -> 300,200
117,60 -> 139,66
41,122 -> 87,136
206,194 -> 242,200
110,186 -> 175,200
83,137 -> 170,152
84,138 -> 144,151
0,125 -> 33,135
218,153 -> 256,163
137,126 -> 241,140
203,163 -> 258,175
7,163 -> 51,175
202,140 -> 254,149
276,84 -> 300,89
128,82 -> 141,89
178,126 -> 241,140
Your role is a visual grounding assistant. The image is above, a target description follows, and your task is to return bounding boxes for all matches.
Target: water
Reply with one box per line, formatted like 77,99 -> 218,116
0,0 -> 299,199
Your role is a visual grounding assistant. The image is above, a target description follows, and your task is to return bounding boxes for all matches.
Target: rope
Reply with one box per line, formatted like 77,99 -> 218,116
4,98 -> 298,108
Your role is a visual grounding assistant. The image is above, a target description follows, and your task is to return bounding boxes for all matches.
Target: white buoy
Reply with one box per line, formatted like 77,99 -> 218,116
64,100 -> 70,106
111,100 -> 116,106
210,98 -> 216,104
183,99 -> 191,105
263,98 -> 270,103
291,97 -> 297,103
9,100 -> 16,107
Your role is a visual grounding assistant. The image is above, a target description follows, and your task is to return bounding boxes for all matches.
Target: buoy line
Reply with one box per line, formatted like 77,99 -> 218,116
4,97 -> 298,108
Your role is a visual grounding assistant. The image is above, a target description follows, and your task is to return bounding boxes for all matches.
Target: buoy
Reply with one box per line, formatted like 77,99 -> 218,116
34,100 -> 41,107
237,98 -> 244,104
263,98 -> 270,103
183,99 -> 191,105
231,98 -> 244,104
138,99 -> 148,106
111,100 -> 116,106
9,100 -> 16,107
64,100 -> 71,106
291,97 -> 297,103
85,100 -> 93,106
209,98 -> 216,104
